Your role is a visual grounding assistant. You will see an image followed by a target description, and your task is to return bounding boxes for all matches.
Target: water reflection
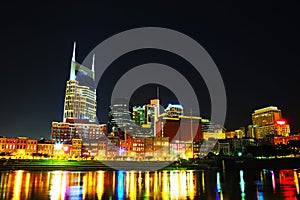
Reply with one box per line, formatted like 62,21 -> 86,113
0,169 -> 299,199
239,170 -> 245,200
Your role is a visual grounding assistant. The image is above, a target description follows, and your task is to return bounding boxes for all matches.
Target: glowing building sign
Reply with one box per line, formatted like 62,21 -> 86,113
276,120 -> 286,125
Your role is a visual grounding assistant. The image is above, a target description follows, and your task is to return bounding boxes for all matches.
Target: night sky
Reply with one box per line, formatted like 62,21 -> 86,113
1,2 -> 300,139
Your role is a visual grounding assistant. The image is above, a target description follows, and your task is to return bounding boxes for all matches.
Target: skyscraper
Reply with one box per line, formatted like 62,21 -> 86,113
251,106 -> 290,138
52,43 -> 106,156
63,42 -> 97,123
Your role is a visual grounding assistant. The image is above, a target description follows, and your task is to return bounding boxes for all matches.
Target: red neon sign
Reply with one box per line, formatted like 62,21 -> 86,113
276,120 -> 286,125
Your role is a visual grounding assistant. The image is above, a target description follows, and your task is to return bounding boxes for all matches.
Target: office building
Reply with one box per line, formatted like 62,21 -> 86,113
51,43 -> 106,157
63,42 -> 97,123
252,106 -> 290,138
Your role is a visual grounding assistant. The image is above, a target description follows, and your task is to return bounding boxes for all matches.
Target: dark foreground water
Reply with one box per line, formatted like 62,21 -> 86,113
0,168 -> 299,200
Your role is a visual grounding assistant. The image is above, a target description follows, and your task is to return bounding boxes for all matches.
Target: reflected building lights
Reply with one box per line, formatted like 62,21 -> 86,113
279,170 -> 297,198
257,187 -> 264,200
24,172 -> 30,200
117,171 -> 124,200
126,171 -> 130,198
180,171 -> 187,198
3,169 -> 300,199
12,170 -> 23,200
188,171 -> 194,199
7,172 -> 13,197
82,172 -> 87,199
170,171 -> 179,200
0,172 -> 8,200
47,172 -> 51,190
271,170 -> 276,194
112,171 -> 115,195
97,171 -> 104,199
162,171 -> 169,199
60,172 -> 67,200
145,172 -> 150,198
129,171 -> 136,199
202,171 -> 205,194
68,172 -> 83,200
239,170 -> 245,200
138,171 -> 142,195
216,172 -> 223,200
50,171 -> 62,200
154,171 -> 158,197
256,179 -> 264,200
295,171 -> 299,195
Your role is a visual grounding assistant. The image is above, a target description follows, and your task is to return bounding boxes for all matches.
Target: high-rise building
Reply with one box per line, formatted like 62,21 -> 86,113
107,98 -> 133,133
201,119 -> 225,140
251,106 -> 290,138
63,42 -> 97,123
252,106 -> 282,126
108,99 -> 161,138
156,109 -> 203,142
132,106 -> 147,126
51,43 -> 106,156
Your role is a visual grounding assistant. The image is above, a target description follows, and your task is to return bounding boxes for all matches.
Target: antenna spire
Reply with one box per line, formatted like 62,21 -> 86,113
92,54 -> 95,80
70,41 -> 76,80
72,41 -> 76,61
92,54 -> 95,72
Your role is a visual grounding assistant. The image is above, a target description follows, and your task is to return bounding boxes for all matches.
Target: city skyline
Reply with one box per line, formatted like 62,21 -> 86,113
1,2 -> 300,138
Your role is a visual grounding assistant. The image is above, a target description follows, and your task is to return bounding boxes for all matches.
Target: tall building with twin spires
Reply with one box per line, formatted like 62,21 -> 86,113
51,43 -> 106,156
63,42 -> 97,123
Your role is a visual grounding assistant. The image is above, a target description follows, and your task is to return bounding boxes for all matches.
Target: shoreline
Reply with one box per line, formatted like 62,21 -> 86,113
1,157 -> 300,171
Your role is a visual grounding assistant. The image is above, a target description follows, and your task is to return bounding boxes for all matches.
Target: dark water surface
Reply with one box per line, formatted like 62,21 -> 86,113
0,168 -> 299,199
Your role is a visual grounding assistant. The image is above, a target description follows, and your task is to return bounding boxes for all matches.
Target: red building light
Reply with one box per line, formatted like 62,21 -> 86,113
276,120 -> 286,125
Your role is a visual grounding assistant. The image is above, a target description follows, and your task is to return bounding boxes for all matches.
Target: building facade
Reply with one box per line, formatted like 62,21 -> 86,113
51,43 -> 107,157
0,136 -> 38,157
252,106 -> 290,138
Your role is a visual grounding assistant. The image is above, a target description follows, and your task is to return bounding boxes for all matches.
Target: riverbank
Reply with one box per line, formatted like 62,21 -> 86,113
0,158 -> 215,171
1,157 -> 300,171
0,159 -> 175,171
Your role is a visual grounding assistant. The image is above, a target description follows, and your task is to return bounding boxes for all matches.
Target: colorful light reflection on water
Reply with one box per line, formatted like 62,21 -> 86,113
0,169 -> 299,199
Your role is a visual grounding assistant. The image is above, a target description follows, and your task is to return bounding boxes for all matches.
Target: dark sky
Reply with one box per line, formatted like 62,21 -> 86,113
1,2 -> 300,139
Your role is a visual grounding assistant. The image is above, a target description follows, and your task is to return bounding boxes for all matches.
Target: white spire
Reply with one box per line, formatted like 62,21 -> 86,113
70,41 -> 76,80
92,54 -> 95,72
72,41 -> 76,61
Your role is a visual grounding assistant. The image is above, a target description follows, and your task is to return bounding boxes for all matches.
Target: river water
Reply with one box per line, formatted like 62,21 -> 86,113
0,168 -> 299,199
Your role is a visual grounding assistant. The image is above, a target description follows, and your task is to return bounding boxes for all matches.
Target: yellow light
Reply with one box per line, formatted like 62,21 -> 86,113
24,172 -> 31,200
202,171 -> 205,193
180,171 -> 187,198
154,171 -> 158,196
12,170 -> 23,200
145,172 -> 150,197
138,171 -> 142,194
82,172 -> 88,199
88,172 -> 93,194
129,171 -> 136,199
50,171 -> 62,200
162,171 -> 169,199
61,172 -> 67,200
295,171 -> 299,195
97,171 -> 104,199
188,171 -> 194,199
